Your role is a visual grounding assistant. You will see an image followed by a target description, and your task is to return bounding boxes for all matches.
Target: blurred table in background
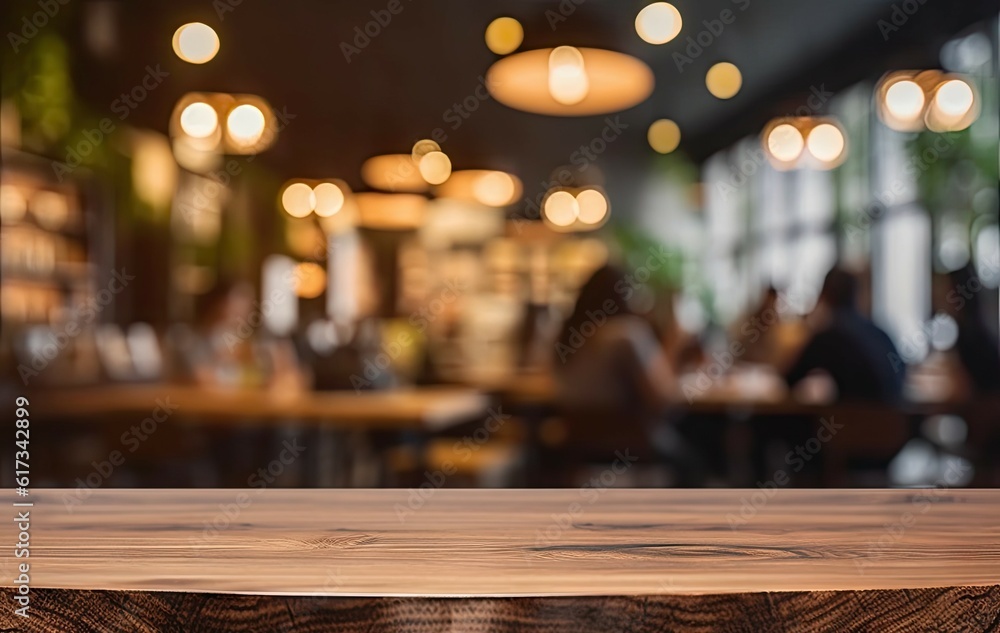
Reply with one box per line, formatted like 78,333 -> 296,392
477,367 -> 999,487
31,384 -> 490,430
27,385 -> 491,487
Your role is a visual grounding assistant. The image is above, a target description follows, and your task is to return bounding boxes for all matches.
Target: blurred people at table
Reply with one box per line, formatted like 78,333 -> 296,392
553,264 -> 676,416
730,286 -> 810,370
785,267 -> 904,402
941,265 -> 1000,395
171,279 -> 304,390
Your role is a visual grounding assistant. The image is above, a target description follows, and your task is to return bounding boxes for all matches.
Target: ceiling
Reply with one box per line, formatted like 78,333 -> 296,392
9,0 -> 999,210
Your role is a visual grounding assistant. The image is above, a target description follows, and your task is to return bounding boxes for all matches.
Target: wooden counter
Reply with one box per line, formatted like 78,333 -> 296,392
3,488 -> 998,631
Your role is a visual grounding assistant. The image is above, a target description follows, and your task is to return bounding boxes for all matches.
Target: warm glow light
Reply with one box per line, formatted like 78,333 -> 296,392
434,170 -> 522,206
647,119 -> 681,153
411,139 -> 441,164
179,102 -> 218,139
934,79 -> 974,117
635,3 -> 682,45
576,189 -> 608,225
706,62 -> 742,99
294,262 -> 327,299
806,123 -> 845,163
282,182 -> 315,218
487,48 -> 654,116
473,172 -> 516,206
355,193 -> 427,230
172,23 -> 220,64
418,151 -> 452,185
485,17 -> 523,55
226,104 -> 266,146
767,124 -> 804,163
548,46 -> 589,105
879,71 -> 979,133
313,182 -> 345,218
885,80 -> 925,121
544,191 -> 579,227
132,132 -> 178,209
362,154 -> 428,192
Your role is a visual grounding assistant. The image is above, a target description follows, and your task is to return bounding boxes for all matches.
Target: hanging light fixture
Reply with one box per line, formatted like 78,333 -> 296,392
761,117 -> 847,170
171,93 -> 277,155
487,47 -> 653,116
876,70 -> 979,132
548,46 -> 590,105
280,179 -> 351,219
542,187 -> 610,231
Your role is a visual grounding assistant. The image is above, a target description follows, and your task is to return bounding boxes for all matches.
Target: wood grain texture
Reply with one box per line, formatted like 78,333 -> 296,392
3,585 -> 999,632
5,489 -> 999,596
29,385 -> 490,429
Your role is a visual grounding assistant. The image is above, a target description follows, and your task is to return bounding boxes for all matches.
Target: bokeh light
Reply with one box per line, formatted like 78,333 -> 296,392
934,79 -> 974,117
885,80 -> 925,121
705,62 -> 742,99
635,3 -> 683,45
767,123 -> 804,163
294,262 -> 327,299
548,46 -> 589,105
179,102 -> 219,138
806,123 -> 845,163
576,189 -> 608,225
473,171 -> 517,206
647,119 -> 681,154
172,23 -> 220,64
418,150 -> 452,185
485,17 -> 523,55
544,191 -> 579,227
226,104 -> 266,146
313,182 -> 345,218
281,182 -> 315,218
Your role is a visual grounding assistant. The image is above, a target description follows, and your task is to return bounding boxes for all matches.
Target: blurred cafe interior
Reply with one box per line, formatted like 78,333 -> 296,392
1,0 -> 998,491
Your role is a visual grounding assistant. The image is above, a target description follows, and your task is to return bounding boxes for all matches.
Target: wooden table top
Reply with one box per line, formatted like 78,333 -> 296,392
13,488 -> 999,597
29,384 -> 490,430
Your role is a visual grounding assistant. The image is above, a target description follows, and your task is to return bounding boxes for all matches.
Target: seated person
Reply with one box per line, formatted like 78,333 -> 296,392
942,265 -> 1000,396
785,268 -> 903,402
553,264 -> 676,418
